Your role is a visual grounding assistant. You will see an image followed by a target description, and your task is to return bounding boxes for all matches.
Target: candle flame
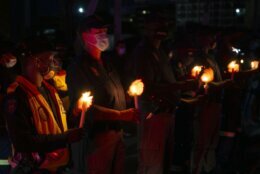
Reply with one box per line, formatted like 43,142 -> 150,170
251,61 -> 259,70
191,65 -> 203,77
128,79 -> 144,96
79,91 -> 93,109
200,68 -> 214,83
227,60 -> 239,73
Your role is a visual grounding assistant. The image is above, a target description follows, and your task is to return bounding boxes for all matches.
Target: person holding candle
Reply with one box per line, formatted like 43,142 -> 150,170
66,15 -> 139,174
3,42 -> 84,174
215,55 -> 260,173
129,12 -> 201,174
166,46 -> 210,173
190,32 -> 237,174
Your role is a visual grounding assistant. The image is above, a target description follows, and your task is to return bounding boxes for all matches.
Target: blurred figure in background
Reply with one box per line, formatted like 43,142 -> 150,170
130,13 -> 200,174
0,39 -> 19,174
191,32 -> 234,174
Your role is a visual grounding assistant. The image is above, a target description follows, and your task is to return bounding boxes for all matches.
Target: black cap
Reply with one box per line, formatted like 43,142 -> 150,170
143,12 -> 170,32
18,36 -> 55,66
79,15 -> 109,33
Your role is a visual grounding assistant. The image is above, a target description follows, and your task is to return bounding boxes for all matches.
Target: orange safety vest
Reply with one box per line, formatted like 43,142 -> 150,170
8,76 -> 69,172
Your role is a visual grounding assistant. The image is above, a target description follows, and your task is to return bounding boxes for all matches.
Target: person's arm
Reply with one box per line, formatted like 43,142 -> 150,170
73,103 -> 139,123
180,95 -> 207,107
223,68 -> 259,80
148,79 -> 198,93
91,105 -> 139,123
134,50 -> 196,100
234,69 -> 259,80
207,79 -> 234,93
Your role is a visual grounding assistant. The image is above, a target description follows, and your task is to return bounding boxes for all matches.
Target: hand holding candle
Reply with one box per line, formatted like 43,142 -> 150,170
251,60 -> 259,70
200,68 -> 214,94
191,65 -> 203,78
227,60 -> 239,80
128,79 -> 144,109
78,91 -> 93,128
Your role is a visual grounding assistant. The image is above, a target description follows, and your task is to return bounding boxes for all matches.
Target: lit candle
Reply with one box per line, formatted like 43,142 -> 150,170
200,68 -> 214,94
79,91 -> 93,128
227,60 -> 239,80
251,60 -> 259,70
128,79 -> 144,109
191,65 -> 203,78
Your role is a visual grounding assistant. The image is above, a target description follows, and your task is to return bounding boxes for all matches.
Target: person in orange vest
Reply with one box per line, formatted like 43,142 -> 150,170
4,49 -> 84,174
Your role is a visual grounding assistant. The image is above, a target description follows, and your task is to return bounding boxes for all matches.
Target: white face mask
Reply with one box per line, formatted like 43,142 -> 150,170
5,58 -> 17,68
118,48 -> 126,56
88,33 -> 109,51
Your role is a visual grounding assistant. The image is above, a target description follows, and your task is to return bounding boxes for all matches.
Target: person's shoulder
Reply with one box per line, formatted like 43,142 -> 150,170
4,86 -> 27,115
6,85 -> 26,100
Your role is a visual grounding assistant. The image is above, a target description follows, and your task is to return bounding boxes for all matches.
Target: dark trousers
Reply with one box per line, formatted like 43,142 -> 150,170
172,105 -> 194,173
192,102 -> 221,174
87,131 -> 125,174
138,113 -> 175,174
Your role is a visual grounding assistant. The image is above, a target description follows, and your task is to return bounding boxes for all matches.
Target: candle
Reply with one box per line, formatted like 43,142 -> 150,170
79,91 -> 93,128
128,79 -> 144,109
191,65 -> 203,78
227,60 -> 239,80
200,68 -> 214,94
251,60 -> 259,70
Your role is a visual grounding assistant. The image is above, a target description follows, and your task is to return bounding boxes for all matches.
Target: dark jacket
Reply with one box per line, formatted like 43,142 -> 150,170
130,38 -> 179,113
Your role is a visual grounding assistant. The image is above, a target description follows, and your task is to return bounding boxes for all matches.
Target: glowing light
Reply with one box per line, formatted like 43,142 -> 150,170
128,79 -> 144,96
236,8 -> 240,14
232,47 -> 241,54
142,10 -> 147,15
79,91 -> 93,110
128,79 -> 144,109
129,18 -> 133,22
78,7 -> 84,13
191,65 -> 203,78
240,59 -> 244,64
200,68 -> 214,83
79,91 -> 93,128
251,61 -> 259,70
227,60 -> 240,73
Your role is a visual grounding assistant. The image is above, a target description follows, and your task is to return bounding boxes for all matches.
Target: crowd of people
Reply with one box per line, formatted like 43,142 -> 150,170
0,13 -> 260,174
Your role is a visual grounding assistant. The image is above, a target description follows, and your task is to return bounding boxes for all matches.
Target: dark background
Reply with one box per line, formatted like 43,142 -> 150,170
1,0 -> 260,44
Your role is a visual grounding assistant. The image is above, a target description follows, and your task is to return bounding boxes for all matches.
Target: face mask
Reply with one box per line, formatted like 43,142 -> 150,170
155,31 -> 168,40
88,33 -> 109,51
5,58 -> 17,68
36,52 -> 60,79
118,48 -> 126,56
